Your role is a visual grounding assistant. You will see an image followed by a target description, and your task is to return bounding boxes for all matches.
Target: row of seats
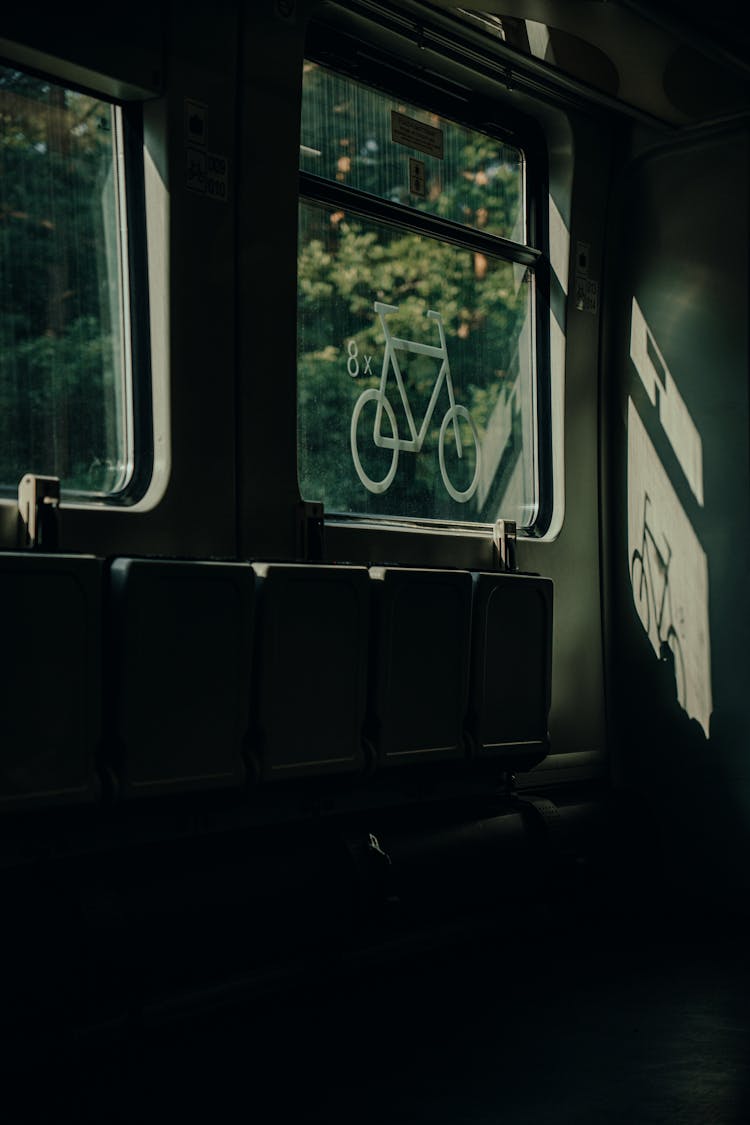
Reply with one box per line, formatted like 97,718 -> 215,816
0,553 -> 552,808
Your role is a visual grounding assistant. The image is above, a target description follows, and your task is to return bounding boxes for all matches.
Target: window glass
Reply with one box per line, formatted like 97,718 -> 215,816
0,66 -> 132,496
298,61 -> 540,530
301,62 -> 526,243
298,201 -> 537,525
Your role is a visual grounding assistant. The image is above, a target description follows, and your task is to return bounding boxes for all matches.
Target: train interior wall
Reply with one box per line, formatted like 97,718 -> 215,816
606,123 -> 750,903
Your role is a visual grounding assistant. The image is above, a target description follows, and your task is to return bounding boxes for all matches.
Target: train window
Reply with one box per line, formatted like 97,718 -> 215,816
0,66 -> 137,499
298,59 -> 543,530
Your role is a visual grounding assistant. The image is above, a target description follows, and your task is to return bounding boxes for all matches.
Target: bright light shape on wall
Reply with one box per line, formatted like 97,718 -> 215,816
630,298 -> 704,506
628,399 -> 711,736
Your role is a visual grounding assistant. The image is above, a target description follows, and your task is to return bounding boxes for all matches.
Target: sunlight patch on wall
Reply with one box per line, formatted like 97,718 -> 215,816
628,397 -> 712,735
630,298 -> 704,506
549,193 -> 569,297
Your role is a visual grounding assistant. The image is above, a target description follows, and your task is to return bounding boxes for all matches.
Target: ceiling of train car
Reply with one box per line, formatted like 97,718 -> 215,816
426,0 -> 750,125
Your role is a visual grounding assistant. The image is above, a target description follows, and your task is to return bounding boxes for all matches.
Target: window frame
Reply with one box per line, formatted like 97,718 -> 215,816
0,57 -> 153,510
297,19 -> 553,551
116,97 -> 154,506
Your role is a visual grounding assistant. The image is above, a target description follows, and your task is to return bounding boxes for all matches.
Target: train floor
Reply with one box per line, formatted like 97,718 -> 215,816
9,900 -> 750,1125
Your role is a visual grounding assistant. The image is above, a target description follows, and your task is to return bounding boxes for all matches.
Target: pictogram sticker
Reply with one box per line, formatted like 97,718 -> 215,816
409,157 -> 426,197
185,99 -> 207,147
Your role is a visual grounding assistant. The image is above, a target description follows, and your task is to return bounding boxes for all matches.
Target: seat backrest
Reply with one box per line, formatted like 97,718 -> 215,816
468,572 -> 553,771
368,566 -> 472,765
0,552 -> 102,808
107,557 -> 254,797
252,563 -> 370,779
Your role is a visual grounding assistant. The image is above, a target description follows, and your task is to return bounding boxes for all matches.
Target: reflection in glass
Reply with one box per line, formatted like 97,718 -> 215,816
298,201 -> 537,526
0,66 -> 131,495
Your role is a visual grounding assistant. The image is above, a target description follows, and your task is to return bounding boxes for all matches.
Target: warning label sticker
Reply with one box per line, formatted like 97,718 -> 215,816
186,149 -> 228,202
391,111 -> 444,159
575,275 -> 598,314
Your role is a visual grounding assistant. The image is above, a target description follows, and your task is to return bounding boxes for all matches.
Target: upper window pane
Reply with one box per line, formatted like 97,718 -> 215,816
301,61 -> 526,242
0,67 -> 132,496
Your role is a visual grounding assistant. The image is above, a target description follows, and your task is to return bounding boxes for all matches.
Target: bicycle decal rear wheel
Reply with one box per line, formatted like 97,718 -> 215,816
351,388 -> 399,495
631,550 -> 650,637
438,404 -> 481,503
665,626 -> 686,710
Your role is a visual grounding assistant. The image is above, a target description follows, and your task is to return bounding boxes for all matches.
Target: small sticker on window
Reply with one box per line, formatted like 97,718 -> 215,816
391,110 -> 444,159
409,157 -> 426,197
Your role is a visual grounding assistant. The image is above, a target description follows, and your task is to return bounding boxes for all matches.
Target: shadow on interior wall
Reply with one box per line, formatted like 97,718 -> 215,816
619,300 -> 750,900
627,298 -> 712,737
619,617 -> 750,906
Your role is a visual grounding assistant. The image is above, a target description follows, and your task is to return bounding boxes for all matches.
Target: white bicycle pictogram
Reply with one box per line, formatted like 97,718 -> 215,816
350,302 -> 482,502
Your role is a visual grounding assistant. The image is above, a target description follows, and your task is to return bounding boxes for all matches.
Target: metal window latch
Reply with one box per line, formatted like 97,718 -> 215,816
296,500 -> 325,562
18,474 -> 60,550
493,519 -> 517,571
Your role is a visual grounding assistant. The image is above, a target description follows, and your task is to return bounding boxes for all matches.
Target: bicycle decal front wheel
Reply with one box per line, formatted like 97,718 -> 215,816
351,388 -> 399,495
438,404 -> 481,503
631,550 -> 650,638
664,626 -> 686,710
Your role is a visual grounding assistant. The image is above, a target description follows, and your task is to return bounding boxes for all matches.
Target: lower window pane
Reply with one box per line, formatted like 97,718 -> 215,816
298,200 -> 538,526
0,68 -> 131,496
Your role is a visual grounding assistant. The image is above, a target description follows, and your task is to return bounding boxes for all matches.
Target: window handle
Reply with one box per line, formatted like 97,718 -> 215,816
18,474 -> 60,551
493,518 -> 517,571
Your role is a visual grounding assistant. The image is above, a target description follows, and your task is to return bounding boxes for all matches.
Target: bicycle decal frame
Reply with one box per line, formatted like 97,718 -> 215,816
372,302 -> 456,454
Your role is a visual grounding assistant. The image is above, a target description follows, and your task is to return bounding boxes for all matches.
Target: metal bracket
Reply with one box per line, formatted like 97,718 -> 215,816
492,519 -> 517,571
296,500 -> 325,562
18,474 -> 60,550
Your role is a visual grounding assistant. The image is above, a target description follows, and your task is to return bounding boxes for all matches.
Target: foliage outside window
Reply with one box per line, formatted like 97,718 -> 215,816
298,61 -> 540,528
0,66 -> 132,496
